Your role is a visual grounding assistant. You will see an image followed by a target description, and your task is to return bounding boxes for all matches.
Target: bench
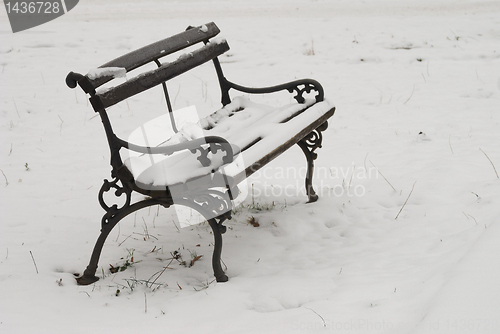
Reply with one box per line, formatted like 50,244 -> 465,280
66,22 -> 335,285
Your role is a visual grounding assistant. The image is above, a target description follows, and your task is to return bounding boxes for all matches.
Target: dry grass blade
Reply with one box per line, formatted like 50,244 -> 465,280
0,169 -> 8,186
403,84 -> 415,104
370,161 -> 396,191
479,148 -> 499,179
30,251 -> 39,274
190,255 -> 203,267
395,182 -> 416,220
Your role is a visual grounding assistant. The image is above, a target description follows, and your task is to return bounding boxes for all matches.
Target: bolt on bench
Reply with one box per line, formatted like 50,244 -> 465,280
66,22 -> 335,285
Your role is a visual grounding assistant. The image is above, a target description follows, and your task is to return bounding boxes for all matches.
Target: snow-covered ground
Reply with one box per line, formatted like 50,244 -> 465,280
1,0 -> 499,333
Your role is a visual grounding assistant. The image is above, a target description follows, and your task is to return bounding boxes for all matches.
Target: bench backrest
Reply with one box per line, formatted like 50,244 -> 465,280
89,22 -> 222,89
68,22 -> 229,112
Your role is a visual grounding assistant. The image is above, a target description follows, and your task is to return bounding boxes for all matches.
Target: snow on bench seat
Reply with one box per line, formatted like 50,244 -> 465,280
124,96 -> 334,188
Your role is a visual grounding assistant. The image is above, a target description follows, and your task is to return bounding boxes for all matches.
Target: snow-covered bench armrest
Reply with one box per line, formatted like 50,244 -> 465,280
118,135 -> 234,167
220,78 -> 325,105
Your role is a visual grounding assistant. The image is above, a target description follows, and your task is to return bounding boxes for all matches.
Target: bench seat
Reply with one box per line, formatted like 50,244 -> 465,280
124,97 -> 334,190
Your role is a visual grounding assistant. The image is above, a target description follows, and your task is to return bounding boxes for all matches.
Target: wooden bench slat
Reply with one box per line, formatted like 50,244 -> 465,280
92,40 -> 229,111
88,22 -> 220,89
242,106 -> 334,182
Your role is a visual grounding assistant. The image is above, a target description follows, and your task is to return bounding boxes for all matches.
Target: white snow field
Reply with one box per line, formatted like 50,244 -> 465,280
1,0 -> 499,333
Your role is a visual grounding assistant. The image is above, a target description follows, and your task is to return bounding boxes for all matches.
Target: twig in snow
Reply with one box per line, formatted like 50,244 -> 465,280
30,251 -> 39,274
58,115 -> 64,133
118,234 -> 132,247
0,169 -> 8,186
370,161 -> 396,192
150,257 -> 175,286
395,182 -> 416,220
115,223 -> 120,242
172,219 -> 180,232
12,98 -> 20,118
305,307 -> 326,327
463,212 -> 478,225
475,68 -> 484,82
403,84 -> 415,104
479,148 -> 499,179
449,135 -> 454,154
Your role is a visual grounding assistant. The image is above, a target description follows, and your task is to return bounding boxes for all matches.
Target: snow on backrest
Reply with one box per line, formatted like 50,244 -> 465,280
87,22 -> 221,90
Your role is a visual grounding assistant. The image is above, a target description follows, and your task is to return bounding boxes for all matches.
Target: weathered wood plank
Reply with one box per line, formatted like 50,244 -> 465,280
92,40 -> 229,111
88,22 -> 220,88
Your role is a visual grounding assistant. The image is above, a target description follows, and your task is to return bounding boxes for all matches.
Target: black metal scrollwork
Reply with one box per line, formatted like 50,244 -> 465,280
297,121 -> 329,203
175,188 -> 232,222
190,142 -> 233,167
174,187 -> 232,282
224,79 -> 324,105
98,177 -> 132,226
299,121 -> 328,159
287,82 -> 321,104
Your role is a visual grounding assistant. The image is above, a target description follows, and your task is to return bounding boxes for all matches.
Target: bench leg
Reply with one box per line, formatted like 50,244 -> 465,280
76,226 -> 113,285
76,177 -> 168,285
172,188 -> 232,282
77,200 -> 166,285
77,178 -> 232,285
297,121 -> 329,203
208,217 -> 229,282
77,200 -> 227,285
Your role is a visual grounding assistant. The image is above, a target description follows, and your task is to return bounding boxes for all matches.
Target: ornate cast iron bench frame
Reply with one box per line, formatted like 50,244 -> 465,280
66,22 -> 335,285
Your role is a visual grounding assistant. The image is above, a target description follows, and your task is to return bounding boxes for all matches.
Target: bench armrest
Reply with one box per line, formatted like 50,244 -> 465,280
118,135 -> 234,167
224,78 -> 324,104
